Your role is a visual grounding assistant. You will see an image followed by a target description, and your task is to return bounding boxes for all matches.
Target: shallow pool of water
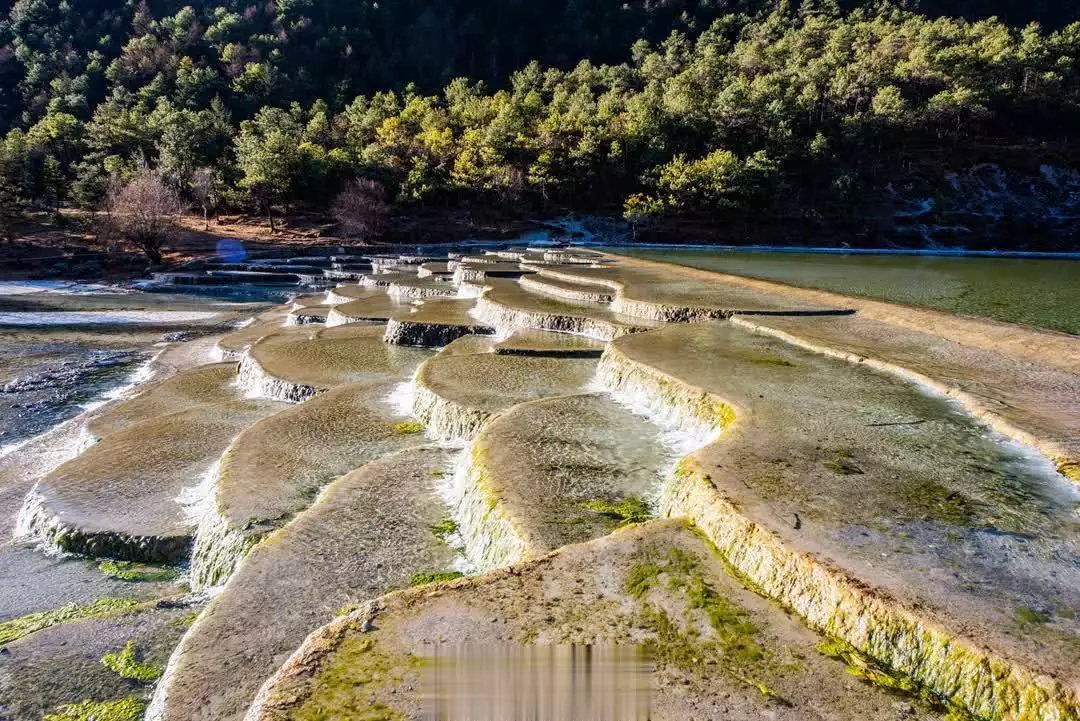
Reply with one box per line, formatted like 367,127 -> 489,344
0,283 -> 287,452
600,248 -> 1080,335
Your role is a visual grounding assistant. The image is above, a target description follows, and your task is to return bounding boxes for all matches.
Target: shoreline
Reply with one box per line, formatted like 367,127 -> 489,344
597,250 -> 1080,367
584,242 -> 1080,260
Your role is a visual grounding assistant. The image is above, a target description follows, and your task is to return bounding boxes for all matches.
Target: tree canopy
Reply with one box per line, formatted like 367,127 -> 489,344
0,0 -> 1077,245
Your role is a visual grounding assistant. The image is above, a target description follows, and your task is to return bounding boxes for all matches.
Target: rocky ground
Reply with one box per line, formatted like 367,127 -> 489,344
2,245 -> 1077,721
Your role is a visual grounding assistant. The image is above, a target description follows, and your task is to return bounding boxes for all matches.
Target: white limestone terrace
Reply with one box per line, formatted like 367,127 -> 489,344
8,246 -> 1078,721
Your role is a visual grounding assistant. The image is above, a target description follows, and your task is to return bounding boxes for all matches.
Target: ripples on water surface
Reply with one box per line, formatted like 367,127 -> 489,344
600,248 -> 1080,335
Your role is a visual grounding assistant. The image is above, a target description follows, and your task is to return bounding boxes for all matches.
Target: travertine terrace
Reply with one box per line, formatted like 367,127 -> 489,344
6,246 -> 1078,721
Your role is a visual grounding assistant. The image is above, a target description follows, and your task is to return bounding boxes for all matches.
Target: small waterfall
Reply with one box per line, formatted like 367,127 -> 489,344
438,445 -> 528,573
236,353 -> 319,402
472,294 -> 624,341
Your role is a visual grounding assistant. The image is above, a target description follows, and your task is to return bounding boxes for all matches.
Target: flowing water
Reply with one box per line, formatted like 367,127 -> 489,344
598,248 -> 1080,334
0,283 -> 291,453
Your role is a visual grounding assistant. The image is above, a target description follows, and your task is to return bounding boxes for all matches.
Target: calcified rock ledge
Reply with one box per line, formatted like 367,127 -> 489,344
518,274 -> 614,304
16,247 -> 1077,721
323,305 -> 353,326
246,520 -> 951,721
383,316 -> 494,347
729,315 -> 1080,485
236,352 -> 321,402
188,504 -> 259,590
16,487 -> 192,563
386,281 -> 457,299
596,341 -> 1079,721
449,444 -> 530,571
323,288 -> 355,305
411,379 -> 492,441
536,265 -> 839,323
284,308 -> 328,325
151,447 -> 459,721
473,292 -> 635,341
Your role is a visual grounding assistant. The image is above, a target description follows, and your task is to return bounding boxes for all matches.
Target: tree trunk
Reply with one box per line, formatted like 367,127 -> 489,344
202,205 -> 209,231
266,203 -> 275,234
141,241 -> 162,265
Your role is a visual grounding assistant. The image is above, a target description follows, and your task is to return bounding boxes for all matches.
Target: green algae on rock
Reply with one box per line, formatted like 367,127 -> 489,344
1,598 -> 194,721
44,696 -> 147,721
599,322 -> 1080,721
246,521 -> 944,721
408,571 -> 465,586
98,561 -> 179,583
0,598 -> 141,645
100,640 -> 164,682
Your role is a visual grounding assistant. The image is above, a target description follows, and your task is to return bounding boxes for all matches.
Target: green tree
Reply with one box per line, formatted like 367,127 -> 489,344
234,107 -> 303,232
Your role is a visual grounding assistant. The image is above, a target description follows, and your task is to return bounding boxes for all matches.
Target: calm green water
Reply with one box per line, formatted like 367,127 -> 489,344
603,249 -> 1080,335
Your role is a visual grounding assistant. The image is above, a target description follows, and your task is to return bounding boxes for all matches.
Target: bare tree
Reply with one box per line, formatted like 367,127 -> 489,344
332,179 -> 390,242
190,167 -> 216,231
105,169 -> 184,264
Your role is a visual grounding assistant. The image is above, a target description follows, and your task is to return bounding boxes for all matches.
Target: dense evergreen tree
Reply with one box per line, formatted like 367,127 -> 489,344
0,0 -> 1076,240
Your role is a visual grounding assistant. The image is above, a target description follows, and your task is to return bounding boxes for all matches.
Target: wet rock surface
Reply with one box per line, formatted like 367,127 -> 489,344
467,393 -> 667,554
21,399 -> 287,562
248,521 -> 944,721
602,321 -> 1080,717
241,323 -> 429,400
152,447 -> 458,721
191,379 -> 431,588
0,600 -> 195,721
493,328 -> 607,357
84,362 -> 242,442
3,247 -> 1077,721
383,298 -> 494,347
413,338 -> 597,441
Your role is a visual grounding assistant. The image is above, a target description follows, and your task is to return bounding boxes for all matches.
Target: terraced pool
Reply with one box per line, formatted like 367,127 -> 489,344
600,248 -> 1080,334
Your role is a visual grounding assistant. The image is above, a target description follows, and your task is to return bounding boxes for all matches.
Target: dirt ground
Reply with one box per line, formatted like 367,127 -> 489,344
0,209 -> 537,280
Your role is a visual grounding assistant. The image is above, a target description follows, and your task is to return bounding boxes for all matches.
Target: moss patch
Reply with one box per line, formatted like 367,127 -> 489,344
898,479 -> 980,528
815,638 -> 975,719
101,640 -> 164,682
749,356 -> 795,367
409,571 -> 464,587
0,598 -> 141,645
99,560 -> 179,582
583,497 -> 651,527
429,517 -> 458,541
1014,606 -> 1050,626
823,459 -> 863,475
294,636 -> 411,721
624,547 -> 774,699
169,612 -> 200,629
44,696 -> 147,721
392,421 -> 423,434
816,638 -> 916,694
